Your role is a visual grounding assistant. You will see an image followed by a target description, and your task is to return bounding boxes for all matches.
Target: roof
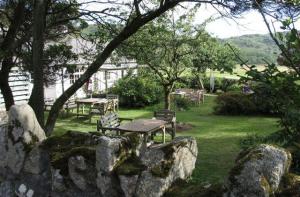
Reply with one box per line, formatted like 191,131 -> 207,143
50,37 -> 139,70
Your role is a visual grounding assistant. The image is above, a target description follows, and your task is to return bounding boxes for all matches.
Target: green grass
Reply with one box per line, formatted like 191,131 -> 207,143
204,64 -> 289,80
53,96 -> 278,188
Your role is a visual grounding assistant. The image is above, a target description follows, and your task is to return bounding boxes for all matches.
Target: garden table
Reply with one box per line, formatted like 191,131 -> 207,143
118,119 -> 167,143
76,98 -> 118,118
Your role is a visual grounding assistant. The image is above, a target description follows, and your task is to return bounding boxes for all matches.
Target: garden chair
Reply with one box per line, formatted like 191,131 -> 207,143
106,94 -> 119,111
186,90 -> 204,105
153,109 -> 176,140
89,102 -> 107,123
64,98 -> 77,116
97,112 -> 133,135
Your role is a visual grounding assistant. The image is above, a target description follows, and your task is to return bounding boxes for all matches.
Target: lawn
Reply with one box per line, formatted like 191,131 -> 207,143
53,96 -> 279,192
205,64 -> 289,80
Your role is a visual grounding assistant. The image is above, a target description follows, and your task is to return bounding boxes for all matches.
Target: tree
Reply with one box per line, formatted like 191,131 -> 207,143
236,1 -> 300,138
29,0 -> 47,126
1,0 -> 282,134
0,0 -> 86,124
0,0 -> 27,110
118,11 -> 235,109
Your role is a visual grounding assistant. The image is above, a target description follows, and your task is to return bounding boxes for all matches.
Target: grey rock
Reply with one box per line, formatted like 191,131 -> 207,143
68,156 -> 88,190
0,125 -> 8,168
0,111 -> 8,125
135,136 -> 198,197
119,175 -> 139,197
52,169 -> 66,192
96,136 -> 128,172
8,104 -> 46,144
0,181 -> 14,197
223,144 -> 292,197
96,171 -> 112,196
24,146 -> 50,174
7,140 -> 26,174
1,104 -> 48,174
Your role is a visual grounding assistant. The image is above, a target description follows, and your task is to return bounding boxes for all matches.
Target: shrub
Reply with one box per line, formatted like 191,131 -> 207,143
250,83 -> 278,115
214,92 -> 257,115
111,75 -> 162,108
202,76 -> 239,93
174,97 -> 192,111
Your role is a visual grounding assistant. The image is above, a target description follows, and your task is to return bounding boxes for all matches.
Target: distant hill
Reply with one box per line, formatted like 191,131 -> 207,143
223,34 -> 281,65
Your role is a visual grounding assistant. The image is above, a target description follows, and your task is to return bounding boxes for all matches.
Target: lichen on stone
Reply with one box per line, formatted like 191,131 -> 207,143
227,146 -> 264,190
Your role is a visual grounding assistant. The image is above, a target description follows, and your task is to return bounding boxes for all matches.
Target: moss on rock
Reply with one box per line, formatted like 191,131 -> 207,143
40,131 -> 98,176
115,154 -> 146,176
227,146 -> 264,190
260,176 -> 271,194
277,173 -> 300,196
51,146 -> 96,176
150,160 -> 174,178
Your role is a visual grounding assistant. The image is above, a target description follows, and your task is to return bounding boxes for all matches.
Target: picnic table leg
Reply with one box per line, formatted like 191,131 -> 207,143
162,127 -> 166,143
89,105 -> 92,123
144,133 -> 149,144
77,103 -> 79,119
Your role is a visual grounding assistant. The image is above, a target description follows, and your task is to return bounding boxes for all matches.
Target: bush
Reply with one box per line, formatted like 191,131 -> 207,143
250,83 -> 278,115
202,76 -> 239,93
111,75 -> 162,108
174,97 -> 192,111
214,92 -> 257,115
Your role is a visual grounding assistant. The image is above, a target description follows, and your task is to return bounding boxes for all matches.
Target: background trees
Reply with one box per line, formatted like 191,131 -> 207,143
0,0 -> 291,134
119,11 -> 236,109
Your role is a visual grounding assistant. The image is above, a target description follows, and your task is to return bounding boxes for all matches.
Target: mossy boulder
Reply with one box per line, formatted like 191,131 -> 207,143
135,136 -> 198,197
41,131 -> 99,176
276,173 -> 300,196
224,144 -> 292,197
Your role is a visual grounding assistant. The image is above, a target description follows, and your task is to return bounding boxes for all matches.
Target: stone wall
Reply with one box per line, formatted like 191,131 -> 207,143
0,104 -> 198,197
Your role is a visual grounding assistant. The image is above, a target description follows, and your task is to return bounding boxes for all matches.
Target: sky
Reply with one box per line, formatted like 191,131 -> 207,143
194,5 -> 300,38
81,0 -> 300,39
195,6 -> 300,38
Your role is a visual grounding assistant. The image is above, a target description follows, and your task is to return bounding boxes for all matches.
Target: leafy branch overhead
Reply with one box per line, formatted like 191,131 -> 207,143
0,0 -> 298,134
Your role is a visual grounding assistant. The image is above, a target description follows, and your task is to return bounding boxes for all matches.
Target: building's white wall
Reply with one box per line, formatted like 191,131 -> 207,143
0,70 -> 31,110
43,66 -> 138,101
1,62 -> 139,108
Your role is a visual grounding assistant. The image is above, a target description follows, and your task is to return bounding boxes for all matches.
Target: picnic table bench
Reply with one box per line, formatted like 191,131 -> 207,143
97,113 -> 168,143
97,112 -> 133,134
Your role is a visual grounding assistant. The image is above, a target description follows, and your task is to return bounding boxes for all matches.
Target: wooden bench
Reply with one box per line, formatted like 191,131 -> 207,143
153,109 -> 176,139
44,98 -> 76,117
97,112 -> 133,134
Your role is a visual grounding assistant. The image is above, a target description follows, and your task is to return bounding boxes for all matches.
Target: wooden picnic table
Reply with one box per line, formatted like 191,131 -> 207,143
76,98 -> 117,118
118,119 -> 167,143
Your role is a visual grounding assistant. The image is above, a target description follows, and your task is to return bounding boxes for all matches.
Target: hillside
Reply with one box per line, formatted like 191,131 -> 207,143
223,34 -> 281,65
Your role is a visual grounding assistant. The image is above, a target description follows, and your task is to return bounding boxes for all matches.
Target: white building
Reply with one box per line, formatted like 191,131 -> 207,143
0,67 -> 32,109
44,61 -> 138,101
0,37 -> 140,109
44,38 -> 139,100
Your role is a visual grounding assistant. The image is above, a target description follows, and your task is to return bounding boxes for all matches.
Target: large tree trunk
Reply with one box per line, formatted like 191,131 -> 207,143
44,1 -> 179,135
163,86 -> 172,110
29,0 -> 47,127
0,1 -> 25,111
0,58 -> 14,111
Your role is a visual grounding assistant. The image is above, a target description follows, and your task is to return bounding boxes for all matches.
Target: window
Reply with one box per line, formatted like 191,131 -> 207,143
105,71 -> 111,80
